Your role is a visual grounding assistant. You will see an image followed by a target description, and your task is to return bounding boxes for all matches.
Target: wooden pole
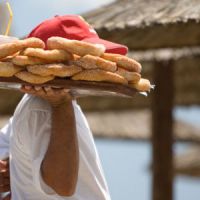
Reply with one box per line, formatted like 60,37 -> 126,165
152,60 -> 174,200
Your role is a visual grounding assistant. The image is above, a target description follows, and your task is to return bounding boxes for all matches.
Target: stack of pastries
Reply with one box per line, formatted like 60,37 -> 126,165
0,37 -> 151,92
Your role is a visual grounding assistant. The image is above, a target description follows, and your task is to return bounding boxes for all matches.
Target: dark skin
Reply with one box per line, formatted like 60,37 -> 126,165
0,159 -> 11,200
0,85 -> 79,197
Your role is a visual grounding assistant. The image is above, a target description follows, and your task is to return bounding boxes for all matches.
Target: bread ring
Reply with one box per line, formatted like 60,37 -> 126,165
20,37 -> 45,49
15,71 -> 54,84
27,63 -> 82,77
23,48 -> 73,62
73,55 -> 81,60
47,37 -> 105,56
1,56 -> 15,62
0,38 -> 45,60
72,69 -> 128,84
73,55 -> 117,72
0,41 -> 23,60
0,62 -> 24,77
116,67 -> 141,82
12,55 -> 49,66
101,53 -> 142,72
129,78 -> 151,92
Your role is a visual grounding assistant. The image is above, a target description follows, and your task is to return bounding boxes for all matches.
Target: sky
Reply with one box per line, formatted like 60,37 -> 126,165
0,0 -> 114,37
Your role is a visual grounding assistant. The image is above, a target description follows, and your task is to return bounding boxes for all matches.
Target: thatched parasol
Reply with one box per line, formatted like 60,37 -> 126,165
129,48 -> 200,105
83,1 -> 200,200
86,110 -> 200,142
84,0 -> 200,50
1,111 -> 200,143
174,146 -> 200,177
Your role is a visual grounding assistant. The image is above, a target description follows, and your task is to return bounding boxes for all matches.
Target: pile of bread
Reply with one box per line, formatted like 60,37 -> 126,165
0,37 -> 151,92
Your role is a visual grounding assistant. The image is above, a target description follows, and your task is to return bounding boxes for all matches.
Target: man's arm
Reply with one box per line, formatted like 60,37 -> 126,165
21,86 -> 79,196
42,100 -> 79,196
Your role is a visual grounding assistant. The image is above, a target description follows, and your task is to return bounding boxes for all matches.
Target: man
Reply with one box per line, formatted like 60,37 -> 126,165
0,15 -> 128,200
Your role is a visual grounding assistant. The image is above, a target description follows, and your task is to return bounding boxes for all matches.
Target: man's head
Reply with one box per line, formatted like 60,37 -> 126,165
28,15 -> 128,55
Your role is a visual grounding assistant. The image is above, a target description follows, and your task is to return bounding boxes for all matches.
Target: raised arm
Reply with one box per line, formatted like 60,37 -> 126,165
21,85 -> 79,196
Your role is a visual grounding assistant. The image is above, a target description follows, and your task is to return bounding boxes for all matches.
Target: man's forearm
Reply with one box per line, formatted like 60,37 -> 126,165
41,100 -> 79,196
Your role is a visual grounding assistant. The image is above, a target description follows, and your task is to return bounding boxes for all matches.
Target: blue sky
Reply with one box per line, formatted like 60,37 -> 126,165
0,0 -> 114,37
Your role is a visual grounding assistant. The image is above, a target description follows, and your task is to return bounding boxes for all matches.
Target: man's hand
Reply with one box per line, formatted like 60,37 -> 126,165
0,159 -> 11,200
20,85 -> 73,107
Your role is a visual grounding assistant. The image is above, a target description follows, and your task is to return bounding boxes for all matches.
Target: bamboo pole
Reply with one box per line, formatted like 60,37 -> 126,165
152,60 -> 174,200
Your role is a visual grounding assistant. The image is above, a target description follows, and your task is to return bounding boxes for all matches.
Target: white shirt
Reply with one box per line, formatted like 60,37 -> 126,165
0,94 -> 111,200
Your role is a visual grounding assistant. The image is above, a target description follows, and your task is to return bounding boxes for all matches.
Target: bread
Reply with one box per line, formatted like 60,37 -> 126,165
129,78 -> 151,92
23,48 -> 73,62
102,53 -> 142,72
27,63 -> 82,77
15,71 -> 54,84
47,37 -> 105,56
0,37 -> 45,60
116,67 -> 141,82
12,55 -> 49,66
73,55 -> 117,72
0,62 -> 24,77
72,69 -> 128,84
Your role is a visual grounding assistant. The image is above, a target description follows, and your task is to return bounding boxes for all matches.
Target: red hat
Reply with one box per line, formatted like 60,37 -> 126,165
28,15 -> 128,55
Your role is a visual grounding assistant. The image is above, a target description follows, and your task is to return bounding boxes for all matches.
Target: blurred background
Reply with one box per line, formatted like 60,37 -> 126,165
0,0 -> 200,200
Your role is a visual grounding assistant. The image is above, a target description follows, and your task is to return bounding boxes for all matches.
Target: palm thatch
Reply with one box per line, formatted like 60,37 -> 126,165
129,47 -> 200,105
86,110 -> 200,142
129,47 -> 200,62
1,110 -> 200,142
174,146 -> 200,177
83,0 -> 200,50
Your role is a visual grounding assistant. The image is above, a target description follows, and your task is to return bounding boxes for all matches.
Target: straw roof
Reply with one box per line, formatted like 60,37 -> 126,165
129,48 -> 200,106
174,146 -> 200,177
1,110 -> 200,142
83,0 -> 200,49
86,110 -> 200,142
83,0 -> 200,105
129,47 -> 200,62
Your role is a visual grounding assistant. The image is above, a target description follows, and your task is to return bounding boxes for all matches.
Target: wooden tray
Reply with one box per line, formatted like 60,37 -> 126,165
0,77 -> 138,98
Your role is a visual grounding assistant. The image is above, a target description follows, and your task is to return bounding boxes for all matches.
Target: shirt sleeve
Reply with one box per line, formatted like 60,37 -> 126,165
0,117 -> 13,160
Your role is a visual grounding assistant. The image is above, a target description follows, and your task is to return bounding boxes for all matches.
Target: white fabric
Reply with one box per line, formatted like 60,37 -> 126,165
0,94 -> 111,200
